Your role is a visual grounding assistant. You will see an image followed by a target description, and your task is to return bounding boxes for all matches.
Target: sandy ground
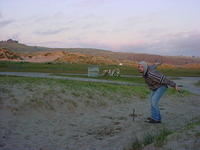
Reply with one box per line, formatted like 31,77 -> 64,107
143,124 -> 200,150
0,75 -> 200,150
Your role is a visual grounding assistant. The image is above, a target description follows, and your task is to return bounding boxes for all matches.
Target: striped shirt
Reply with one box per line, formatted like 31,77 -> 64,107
143,66 -> 176,90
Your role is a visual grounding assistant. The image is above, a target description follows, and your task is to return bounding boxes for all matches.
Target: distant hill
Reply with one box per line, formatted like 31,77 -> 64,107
1,40 -> 200,65
0,48 -> 121,65
0,40 -> 51,53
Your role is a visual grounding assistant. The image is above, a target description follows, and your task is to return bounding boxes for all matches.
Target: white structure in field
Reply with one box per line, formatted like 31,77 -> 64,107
88,66 -> 99,77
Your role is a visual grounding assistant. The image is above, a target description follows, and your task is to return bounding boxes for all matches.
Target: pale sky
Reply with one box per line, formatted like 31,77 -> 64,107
0,0 -> 200,56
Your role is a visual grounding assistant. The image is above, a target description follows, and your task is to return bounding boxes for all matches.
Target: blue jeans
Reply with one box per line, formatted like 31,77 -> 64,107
150,85 -> 167,121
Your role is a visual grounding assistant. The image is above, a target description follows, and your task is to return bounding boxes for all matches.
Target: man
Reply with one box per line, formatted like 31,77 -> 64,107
138,61 -> 180,123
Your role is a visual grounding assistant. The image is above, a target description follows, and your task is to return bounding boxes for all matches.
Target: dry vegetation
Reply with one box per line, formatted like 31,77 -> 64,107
1,48 -> 200,70
1,41 -> 200,67
0,48 -> 23,61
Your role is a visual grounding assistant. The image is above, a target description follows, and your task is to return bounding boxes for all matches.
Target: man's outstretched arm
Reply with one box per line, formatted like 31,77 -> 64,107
148,71 -> 180,91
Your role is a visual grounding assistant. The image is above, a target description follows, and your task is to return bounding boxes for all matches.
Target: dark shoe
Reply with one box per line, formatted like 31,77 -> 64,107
147,117 -> 152,120
145,118 -> 161,124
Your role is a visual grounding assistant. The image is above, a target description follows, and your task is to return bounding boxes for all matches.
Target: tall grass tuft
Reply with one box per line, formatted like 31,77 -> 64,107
154,128 -> 172,147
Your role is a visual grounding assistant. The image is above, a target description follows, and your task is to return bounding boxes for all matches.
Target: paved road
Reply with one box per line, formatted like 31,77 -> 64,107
0,72 -> 144,86
174,77 -> 200,95
0,72 -> 199,94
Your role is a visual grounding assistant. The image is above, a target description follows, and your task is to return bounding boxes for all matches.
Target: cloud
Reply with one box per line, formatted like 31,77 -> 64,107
27,30 -> 200,56
28,41 -> 69,48
0,20 -> 14,28
29,39 -> 112,50
35,27 -> 70,35
78,0 -> 113,6
116,31 -> 200,56
71,41 -> 111,50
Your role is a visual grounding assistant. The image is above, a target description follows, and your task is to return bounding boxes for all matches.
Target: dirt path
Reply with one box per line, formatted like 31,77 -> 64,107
0,72 -> 143,86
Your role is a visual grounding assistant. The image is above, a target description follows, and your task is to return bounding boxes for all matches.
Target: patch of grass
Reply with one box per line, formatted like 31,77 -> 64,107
1,61 -> 200,76
0,76 -> 150,112
142,128 -> 172,148
127,129 -> 172,150
0,61 -> 137,75
130,138 -> 142,150
0,75 -> 190,102
166,88 -> 191,97
182,119 -> 200,130
127,128 -> 172,150
154,128 -> 172,147
127,118 -> 200,150
143,132 -> 155,146
0,61 -> 89,74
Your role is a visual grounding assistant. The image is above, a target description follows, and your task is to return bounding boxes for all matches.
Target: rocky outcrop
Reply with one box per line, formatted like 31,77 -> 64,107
0,48 -> 22,60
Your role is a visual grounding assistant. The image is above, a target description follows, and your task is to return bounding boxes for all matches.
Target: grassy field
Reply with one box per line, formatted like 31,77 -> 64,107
0,75 -> 148,111
0,61 -> 200,77
0,75 -> 190,100
0,61 -> 138,75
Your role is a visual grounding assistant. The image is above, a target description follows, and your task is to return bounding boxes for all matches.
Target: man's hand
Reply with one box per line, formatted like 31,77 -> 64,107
175,85 -> 181,92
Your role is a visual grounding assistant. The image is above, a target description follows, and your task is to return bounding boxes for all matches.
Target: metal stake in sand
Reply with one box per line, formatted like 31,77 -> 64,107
129,108 -> 137,121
